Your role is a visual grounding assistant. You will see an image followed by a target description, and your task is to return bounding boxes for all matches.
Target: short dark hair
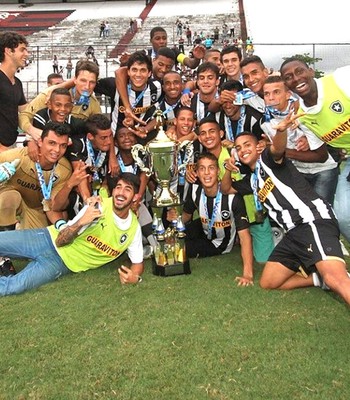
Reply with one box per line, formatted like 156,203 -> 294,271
280,56 -> 309,73
47,73 -> 63,85
175,106 -> 194,118
234,131 -> 258,144
85,114 -> 111,136
198,115 -> 220,129
150,26 -> 167,39
196,152 -> 219,167
75,60 -> 99,79
204,48 -> 221,61
197,62 -> 220,78
127,50 -> 152,72
50,88 -> 72,100
113,172 -> 140,194
240,55 -> 265,69
163,70 -> 182,82
220,80 -> 243,93
0,31 -> 28,63
41,121 -> 71,139
156,46 -> 176,62
220,45 -> 242,62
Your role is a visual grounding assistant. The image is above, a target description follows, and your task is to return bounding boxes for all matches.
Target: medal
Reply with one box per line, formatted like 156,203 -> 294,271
35,162 -> 56,214
42,199 -> 52,212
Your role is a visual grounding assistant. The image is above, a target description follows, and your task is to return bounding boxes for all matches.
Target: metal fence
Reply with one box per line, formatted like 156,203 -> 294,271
21,42 -> 350,100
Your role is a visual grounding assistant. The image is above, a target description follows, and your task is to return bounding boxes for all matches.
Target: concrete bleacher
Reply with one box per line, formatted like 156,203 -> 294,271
3,0 -> 238,98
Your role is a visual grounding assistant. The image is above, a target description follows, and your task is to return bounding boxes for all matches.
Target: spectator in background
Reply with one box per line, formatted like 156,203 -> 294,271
47,73 -> 64,87
129,18 -> 134,33
66,57 -> 73,79
52,55 -> 59,73
99,21 -> 106,38
186,27 -> 192,46
0,31 -> 28,153
178,36 -> 185,53
104,21 -> 110,37
213,27 -> 219,43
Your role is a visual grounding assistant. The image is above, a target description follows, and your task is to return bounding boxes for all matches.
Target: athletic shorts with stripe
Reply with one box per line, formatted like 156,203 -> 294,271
268,219 -> 345,274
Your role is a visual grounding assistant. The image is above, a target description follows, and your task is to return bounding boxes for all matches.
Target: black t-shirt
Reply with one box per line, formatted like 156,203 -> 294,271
0,71 -> 26,146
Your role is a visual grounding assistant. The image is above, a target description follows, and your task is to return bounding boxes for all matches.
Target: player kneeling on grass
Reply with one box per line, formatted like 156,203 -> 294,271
0,173 -> 144,296
168,153 -> 254,286
221,111 -> 350,305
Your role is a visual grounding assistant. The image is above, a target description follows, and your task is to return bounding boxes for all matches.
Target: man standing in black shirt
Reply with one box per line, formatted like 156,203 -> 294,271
0,32 -> 28,152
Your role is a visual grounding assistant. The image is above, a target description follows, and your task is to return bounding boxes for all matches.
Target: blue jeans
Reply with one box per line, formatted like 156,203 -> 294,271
334,158 -> 350,243
302,166 -> 339,206
0,229 -> 71,296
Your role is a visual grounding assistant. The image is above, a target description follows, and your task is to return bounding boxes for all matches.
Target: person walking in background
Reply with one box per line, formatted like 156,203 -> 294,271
52,55 -> 59,73
66,57 -> 73,79
129,18 -> 134,33
99,21 -> 106,38
104,22 -> 110,38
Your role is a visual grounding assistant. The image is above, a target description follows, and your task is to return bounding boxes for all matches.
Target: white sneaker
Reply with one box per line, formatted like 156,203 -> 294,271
143,245 -> 153,260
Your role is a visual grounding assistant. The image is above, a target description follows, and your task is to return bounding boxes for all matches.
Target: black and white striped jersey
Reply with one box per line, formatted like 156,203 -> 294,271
218,105 -> 264,141
232,149 -> 336,232
111,79 -> 162,133
183,183 -> 250,253
190,93 -> 221,125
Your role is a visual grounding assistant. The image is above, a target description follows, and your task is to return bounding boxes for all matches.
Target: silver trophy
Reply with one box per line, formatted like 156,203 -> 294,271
131,109 -> 193,207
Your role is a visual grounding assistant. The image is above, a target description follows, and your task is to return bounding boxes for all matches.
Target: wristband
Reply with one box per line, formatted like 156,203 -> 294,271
137,276 -> 143,283
177,53 -> 186,65
182,88 -> 191,95
54,219 -> 67,231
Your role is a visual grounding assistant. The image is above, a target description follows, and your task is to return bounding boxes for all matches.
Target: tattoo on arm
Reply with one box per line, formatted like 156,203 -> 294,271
55,223 -> 81,247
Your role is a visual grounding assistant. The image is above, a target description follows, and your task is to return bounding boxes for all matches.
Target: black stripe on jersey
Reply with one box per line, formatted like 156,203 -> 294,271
258,150 -> 335,231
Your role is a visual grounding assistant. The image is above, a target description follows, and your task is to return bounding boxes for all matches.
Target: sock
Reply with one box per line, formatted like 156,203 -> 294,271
312,272 -> 321,287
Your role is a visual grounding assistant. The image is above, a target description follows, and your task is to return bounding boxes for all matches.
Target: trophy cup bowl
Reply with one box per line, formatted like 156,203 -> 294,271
131,110 -> 193,207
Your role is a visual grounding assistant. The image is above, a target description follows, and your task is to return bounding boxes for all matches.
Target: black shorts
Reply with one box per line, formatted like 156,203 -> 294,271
268,219 -> 344,274
185,219 -> 223,258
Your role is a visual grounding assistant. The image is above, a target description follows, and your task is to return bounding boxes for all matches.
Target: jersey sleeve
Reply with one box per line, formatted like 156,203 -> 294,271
231,194 -> 250,231
126,224 -> 143,264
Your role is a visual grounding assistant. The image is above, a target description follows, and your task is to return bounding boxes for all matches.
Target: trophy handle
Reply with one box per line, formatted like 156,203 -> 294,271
131,144 -> 152,176
177,140 -> 194,175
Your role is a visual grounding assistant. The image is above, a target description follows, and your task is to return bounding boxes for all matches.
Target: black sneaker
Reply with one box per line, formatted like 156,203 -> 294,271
0,258 -> 16,276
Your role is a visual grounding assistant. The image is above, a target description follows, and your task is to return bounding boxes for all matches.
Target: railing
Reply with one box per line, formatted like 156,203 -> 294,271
21,42 -> 350,100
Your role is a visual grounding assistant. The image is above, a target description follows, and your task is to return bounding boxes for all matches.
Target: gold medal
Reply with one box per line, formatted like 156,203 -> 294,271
118,106 -> 126,113
42,199 -> 52,212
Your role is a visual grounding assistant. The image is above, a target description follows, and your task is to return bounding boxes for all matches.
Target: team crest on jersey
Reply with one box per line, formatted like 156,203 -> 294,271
151,93 -> 157,102
330,101 -> 343,114
221,210 -> 230,219
120,234 -> 128,244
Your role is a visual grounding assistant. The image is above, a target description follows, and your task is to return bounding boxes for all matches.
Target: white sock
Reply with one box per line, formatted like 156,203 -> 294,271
312,272 -> 321,287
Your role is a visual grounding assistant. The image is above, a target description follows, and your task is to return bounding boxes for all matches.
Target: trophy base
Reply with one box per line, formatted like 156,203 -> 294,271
151,258 -> 191,277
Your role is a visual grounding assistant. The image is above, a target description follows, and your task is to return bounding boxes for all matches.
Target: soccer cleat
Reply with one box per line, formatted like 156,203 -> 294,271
0,258 -> 17,277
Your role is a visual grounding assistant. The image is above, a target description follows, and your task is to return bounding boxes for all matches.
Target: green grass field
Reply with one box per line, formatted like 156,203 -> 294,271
1,249 -> 350,400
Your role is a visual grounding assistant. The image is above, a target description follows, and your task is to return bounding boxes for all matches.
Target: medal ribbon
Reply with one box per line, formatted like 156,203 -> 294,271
117,153 -> 138,175
35,162 -> 56,201
201,184 -> 222,240
86,139 -> 106,183
128,84 -> 147,108
250,160 -> 263,212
